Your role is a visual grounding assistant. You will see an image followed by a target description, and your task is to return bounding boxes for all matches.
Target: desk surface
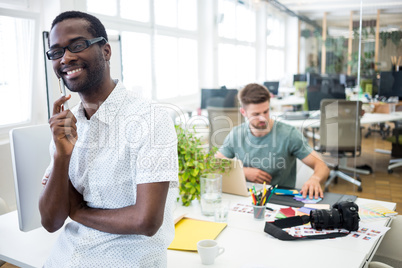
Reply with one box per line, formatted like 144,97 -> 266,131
277,111 -> 402,129
0,195 -> 395,268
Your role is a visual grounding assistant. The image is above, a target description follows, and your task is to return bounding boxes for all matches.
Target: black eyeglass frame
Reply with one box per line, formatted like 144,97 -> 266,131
46,37 -> 107,60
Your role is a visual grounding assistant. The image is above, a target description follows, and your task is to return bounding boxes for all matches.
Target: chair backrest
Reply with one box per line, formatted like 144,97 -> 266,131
9,124 -> 51,232
207,107 -> 244,150
319,99 -> 362,156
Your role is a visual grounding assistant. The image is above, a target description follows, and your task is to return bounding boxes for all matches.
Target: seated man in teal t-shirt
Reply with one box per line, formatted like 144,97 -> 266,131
215,83 -> 330,199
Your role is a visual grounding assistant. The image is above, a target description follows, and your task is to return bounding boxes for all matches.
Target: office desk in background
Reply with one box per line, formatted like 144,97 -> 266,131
277,112 -> 402,130
0,194 -> 396,268
270,95 -> 305,112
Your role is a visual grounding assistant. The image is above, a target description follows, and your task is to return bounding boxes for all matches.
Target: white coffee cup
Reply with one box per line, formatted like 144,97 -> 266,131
197,239 -> 225,265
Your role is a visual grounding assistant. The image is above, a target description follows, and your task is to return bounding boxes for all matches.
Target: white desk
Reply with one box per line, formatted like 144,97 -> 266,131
270,96 -> 305,112
0,195 -> 395,268
277,112 -> 402,130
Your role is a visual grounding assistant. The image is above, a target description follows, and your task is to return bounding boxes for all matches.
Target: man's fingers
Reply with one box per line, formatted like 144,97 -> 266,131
52,95 -> 71,116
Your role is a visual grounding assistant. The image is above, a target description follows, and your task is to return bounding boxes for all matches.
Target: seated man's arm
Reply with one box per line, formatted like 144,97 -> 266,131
39,96 -> 77,233
215,152 -> 272,184
69,181 -> 170,236
300,151 -> 330,199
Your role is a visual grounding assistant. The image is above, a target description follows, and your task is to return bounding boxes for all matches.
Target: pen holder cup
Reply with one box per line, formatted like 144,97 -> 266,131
253,205 -> 266,220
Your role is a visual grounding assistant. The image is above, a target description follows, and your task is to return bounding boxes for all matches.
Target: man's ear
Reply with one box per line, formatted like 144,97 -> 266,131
240,107 -> 246,117
103,43 -> 112,61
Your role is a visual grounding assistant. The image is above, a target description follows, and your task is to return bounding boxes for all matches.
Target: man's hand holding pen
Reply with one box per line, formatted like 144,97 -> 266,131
49,94 -> 78,157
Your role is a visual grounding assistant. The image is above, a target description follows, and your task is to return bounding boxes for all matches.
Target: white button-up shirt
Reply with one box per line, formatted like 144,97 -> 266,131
44,80 -> 178,267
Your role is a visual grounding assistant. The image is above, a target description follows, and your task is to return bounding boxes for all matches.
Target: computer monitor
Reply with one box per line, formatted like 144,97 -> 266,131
263,81 -> 280,95
339,74 -> 357,88
306,73 -> 346,110
293,74 -> 307,83
379,71 -> 402,100
200,87 -> 239,109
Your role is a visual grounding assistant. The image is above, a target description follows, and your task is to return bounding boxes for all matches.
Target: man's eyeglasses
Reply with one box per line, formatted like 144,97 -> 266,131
46,37 -> 107,60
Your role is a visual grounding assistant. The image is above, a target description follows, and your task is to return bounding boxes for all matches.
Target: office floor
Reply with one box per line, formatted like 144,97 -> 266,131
323,123 -> 402,214
0,263 -> 18,268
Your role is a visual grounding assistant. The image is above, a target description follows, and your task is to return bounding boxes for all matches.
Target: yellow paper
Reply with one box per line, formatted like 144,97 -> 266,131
168,218 -> 227,251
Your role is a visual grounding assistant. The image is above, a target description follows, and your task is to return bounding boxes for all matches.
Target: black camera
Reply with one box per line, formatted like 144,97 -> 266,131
310,201 -> 360,231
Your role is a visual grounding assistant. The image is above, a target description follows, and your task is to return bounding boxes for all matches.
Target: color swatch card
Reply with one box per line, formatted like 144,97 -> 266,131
293,194 -> 322,204
359,203 -> 398,217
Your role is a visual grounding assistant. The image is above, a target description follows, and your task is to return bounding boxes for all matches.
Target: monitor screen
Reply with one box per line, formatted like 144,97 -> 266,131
200,88 -> 239,109
339,74 -> 356,88
293,74 -> 307,83
306,73 -> 346,110
263,81 -> 279,95
379,71 -> 402,99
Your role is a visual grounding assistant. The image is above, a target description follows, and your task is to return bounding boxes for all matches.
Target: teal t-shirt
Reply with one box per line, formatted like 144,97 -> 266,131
219,121 -> 313,188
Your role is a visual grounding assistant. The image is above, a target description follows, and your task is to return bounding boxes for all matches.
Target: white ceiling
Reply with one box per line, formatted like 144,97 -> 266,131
275,0 -> 402,28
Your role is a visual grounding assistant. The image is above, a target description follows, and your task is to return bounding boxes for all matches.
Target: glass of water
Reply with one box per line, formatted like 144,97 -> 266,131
200,174 -> 222,216
214,199 -> 230,222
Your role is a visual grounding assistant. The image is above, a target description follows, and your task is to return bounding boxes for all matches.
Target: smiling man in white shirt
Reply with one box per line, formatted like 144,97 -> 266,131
39,11 -> 178,267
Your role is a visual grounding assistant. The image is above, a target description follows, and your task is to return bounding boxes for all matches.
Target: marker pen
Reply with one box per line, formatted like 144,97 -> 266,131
58,78 -> 70,110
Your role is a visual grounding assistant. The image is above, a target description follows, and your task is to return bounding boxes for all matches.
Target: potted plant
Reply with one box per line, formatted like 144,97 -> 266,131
175,125 -> 231,206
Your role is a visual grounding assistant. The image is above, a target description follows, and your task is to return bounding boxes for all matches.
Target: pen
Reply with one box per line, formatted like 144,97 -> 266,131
58,78 -> 70,110
266,184 -> 278,204
260,189 -> 268,205
249,188 -> 256,205
252,185 -> 257,196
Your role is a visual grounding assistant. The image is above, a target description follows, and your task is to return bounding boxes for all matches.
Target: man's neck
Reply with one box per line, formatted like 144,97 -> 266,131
79,78 -> 116,119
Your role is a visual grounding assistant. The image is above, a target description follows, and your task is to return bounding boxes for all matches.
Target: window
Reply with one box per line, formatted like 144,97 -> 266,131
218,0 -> 257,88
87,0 -> 198,101
0,15 -> 35,126
266,11 -> 285,81
121,32 -> 152,98
154,36 -> 198,99
218,44 -> 255,87
87,0 -> 117,16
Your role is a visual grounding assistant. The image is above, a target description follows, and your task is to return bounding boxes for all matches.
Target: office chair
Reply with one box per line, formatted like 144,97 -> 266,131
207,107 -> 244,150
9,124 -> 52,231
384,123 -> 402,173
319,99 -> 367,192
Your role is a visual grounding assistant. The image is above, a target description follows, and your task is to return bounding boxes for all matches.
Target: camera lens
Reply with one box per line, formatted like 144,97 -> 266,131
310,208 -> 343,230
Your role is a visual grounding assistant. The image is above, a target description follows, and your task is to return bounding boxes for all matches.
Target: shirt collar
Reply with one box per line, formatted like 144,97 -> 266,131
76,80 -> 127,125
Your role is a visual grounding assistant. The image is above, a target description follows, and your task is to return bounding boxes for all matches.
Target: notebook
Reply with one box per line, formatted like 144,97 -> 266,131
168,217 -> 227,251
221,159 -> 262,196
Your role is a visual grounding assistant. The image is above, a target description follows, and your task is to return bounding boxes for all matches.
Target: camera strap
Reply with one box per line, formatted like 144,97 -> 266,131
264,216 -> 350,241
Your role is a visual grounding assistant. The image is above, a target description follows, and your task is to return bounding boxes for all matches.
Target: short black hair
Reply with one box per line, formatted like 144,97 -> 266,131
50,11 -> 108,45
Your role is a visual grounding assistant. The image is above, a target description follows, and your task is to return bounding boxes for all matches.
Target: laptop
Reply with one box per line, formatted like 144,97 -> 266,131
222,159 -> 262,196
9,124 -> 52,232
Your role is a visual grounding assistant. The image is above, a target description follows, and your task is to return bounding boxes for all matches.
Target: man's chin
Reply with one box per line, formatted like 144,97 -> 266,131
251,124 -> 267,130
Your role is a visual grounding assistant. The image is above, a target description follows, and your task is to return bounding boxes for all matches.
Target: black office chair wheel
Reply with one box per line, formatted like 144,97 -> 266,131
358,186 -> 363,192
388,169 -> 393,174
